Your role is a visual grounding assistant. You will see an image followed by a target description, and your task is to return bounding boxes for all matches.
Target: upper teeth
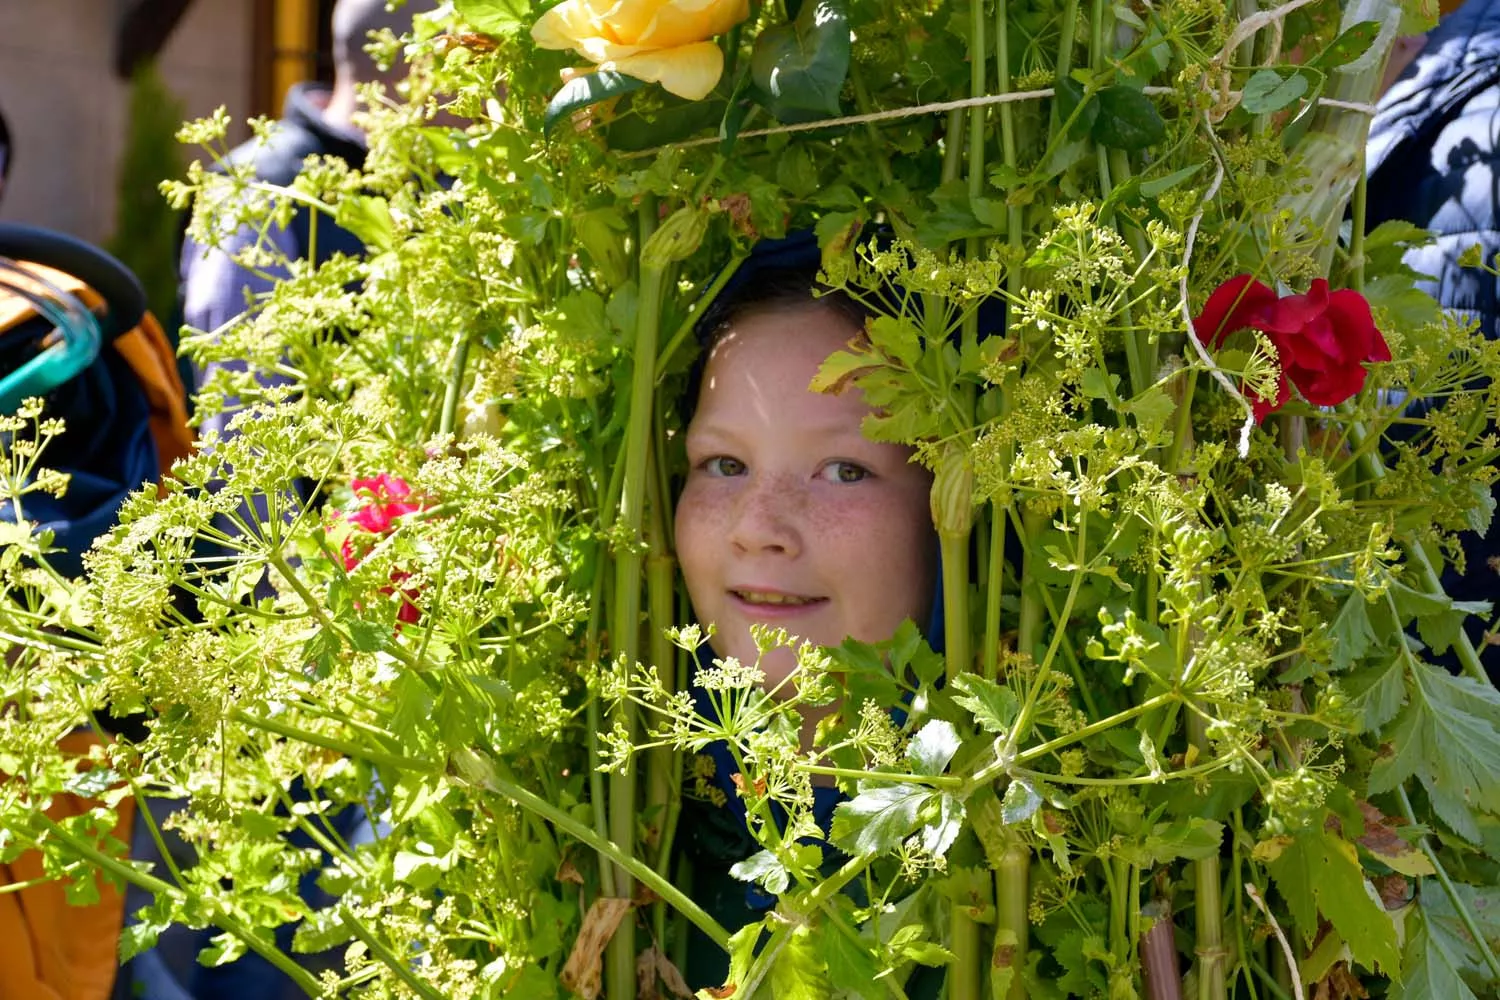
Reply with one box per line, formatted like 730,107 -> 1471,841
737,591 -> 815,605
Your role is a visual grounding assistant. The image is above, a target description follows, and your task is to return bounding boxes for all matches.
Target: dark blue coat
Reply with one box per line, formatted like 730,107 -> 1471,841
1366,0 -> 1500,643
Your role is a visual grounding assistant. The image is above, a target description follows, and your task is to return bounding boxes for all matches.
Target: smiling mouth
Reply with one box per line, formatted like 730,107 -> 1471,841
730,589 -> 825,607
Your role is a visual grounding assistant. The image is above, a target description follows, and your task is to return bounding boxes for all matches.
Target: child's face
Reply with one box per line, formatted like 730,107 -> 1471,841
676,304 -> 936,689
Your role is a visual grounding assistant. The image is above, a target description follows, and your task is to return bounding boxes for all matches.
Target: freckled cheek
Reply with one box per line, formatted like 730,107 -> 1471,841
674,484 -> 728,605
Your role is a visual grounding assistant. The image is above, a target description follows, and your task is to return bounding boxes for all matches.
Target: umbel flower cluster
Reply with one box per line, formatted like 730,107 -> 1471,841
0,0 -> 1499,999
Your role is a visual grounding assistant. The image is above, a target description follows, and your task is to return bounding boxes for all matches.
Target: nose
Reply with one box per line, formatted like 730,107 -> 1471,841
728,474 -> 803,558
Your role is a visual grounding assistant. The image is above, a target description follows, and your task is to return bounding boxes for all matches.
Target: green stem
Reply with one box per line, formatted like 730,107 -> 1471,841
231,709 -> 436,774
606,198 -> 667,999
482,772 -> 730,949
940,524 -> 978,1000
995,843 -> 1029,1000
653,252 -> 747,381
984,501 -> 1008,680
437,327 -> 472,439
941,533 -> 973,682
1189,710 -> 1228,1000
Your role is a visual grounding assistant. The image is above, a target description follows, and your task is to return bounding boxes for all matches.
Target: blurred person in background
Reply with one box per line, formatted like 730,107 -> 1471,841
1365,0 -> 1500,671
120,4 -> 436,999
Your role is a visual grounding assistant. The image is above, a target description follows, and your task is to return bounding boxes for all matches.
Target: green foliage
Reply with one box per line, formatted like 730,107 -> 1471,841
3,0 -> 1500,999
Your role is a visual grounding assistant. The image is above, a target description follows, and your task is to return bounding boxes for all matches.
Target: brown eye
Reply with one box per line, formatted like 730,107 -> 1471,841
820,461 -> 870,484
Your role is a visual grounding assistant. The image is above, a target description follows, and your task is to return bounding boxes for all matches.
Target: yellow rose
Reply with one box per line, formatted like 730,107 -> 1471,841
531,0 -> 750,102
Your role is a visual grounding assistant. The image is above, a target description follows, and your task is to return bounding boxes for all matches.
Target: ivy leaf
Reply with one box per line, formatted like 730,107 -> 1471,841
454,0 -> 531,35
769,925 -> 832,1000
832,782 -> 930,856
1091,85 -> 1166,150
1368,660 -> 1500,842
1263,825 -> 1401,975
730,849 -> 790,895
908,719 -> 960,776
750,0 -> 851,123
950,673 -> 1019,734
543,71 -> 644,135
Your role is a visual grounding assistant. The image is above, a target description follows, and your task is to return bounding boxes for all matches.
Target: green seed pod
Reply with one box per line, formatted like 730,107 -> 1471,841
930,445 -> 975,540
641,205 -> 709,269
573,207 -> 631,288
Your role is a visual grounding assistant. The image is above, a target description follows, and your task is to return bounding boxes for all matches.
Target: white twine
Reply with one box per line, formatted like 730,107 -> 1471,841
1177,110 -> 1259,459
619,86 -> 1374,158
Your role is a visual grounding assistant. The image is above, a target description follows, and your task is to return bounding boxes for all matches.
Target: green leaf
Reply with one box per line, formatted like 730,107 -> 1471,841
1241,69 -> 1309,115
832,782 -> 930,855
1091,85 -> 1166,150
1263,825 -> 1401,974
1329,590 -> 1380,669
950,673 -> 1020,734
1369,660 -> 1500,842
1139,163 -> 1204,198
769,925 -> 832,1000
867,314 -> 922,369
1345,652 -> 1408,732
346,619 -> 388,653
824,921 -> 881,999
908,719 -> 960,776
393,849 -> 445,890
1001,778 -> 1042,825
1053,75 -> 1098,139
542,70 -> 644,135
1391,904 -> 1482,1000
750,0 -> 851,123
334,195 -> 394,251
455,0 -> 530,34
1309,21 -> 1382,72
730,848 -> 791,895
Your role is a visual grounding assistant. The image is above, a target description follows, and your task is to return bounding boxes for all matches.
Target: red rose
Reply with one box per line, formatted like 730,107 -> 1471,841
339,474 -> 428,624
1193,275 -> 1391,421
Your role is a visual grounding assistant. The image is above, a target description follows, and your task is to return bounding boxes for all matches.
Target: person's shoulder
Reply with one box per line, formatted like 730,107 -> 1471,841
217,118 -> 326,188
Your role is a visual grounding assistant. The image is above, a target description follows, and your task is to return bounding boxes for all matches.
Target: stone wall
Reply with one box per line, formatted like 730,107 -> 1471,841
0,0 -> 253,244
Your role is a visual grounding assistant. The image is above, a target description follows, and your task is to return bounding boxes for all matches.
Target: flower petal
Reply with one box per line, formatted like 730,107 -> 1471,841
1258,278 -> 1330,336
1193,274 -> 1277,347
532,0 -> 604,50
607,41 -> 724,100
1326,289 -> 1390,362
635,0 -> 750,48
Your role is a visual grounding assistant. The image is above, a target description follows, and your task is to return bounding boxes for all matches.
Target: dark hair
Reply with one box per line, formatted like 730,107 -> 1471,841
683,265 -> 869,421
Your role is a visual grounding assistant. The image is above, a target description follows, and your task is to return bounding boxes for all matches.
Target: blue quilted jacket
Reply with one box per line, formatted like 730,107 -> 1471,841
1366,0 -> 1500,642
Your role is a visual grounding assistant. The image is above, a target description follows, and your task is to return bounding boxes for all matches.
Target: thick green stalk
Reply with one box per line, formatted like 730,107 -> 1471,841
482,771 -> 730,950
644,436 -> 683,950
438,327 -> 472,439
994,843 -> 1030,1000
606,198 -> 666,999
941,525 -> 979,999
1189,709 -> 1228,1000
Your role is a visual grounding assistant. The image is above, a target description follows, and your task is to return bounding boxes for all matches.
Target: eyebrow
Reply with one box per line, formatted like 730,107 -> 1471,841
686,418 -> 873,445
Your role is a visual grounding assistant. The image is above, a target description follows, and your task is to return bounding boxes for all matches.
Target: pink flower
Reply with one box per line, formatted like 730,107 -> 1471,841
338,474 -> 428,624
1193,275 -> 1391,421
